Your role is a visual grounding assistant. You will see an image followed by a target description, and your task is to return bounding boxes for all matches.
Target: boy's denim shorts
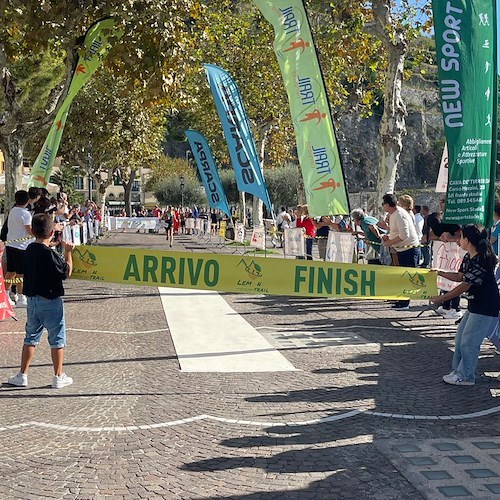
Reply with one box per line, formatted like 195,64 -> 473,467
24,296 -> 66,349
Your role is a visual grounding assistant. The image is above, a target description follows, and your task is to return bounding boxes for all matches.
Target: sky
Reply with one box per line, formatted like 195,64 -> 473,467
395,0 -> 500,71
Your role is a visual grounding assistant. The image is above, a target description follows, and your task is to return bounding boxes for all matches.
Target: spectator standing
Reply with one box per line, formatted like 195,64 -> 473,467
350,208 -> 387,259
381,193 -> 420,310
427,198 -> 462,319
5,190 -> 33,307
431,224 -> 500,386
290,206 -> 302,229
398,194 -> 419,237
7,214 -> 74,389
296,205 -> 316,260
315,216 -> 333,261
414,205 -> 424,242
152,205 -> 162,218
210,210 -> 218,234
276,207 -> 287,231
26,187 -> 41,214
420,205 -> 431,267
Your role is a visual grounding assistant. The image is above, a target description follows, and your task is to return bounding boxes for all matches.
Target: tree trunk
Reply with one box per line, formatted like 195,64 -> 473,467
122,169 -> 137,217
252,196 -> 263,227
370,0 -> 408,213
0,134 -> 24,211
253,120 -> 272,226
97,178 -> 112,208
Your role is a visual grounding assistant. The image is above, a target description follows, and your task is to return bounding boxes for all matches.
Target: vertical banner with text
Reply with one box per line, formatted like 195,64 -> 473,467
432,0 -> 497,227
254,0 -> 350,217
185,130 -> 231,216
204,64 -> 273,211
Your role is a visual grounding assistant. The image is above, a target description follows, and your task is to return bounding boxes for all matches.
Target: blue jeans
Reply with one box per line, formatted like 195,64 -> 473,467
452,310 -> 497,382
421,244 -> 430,267
305,238 -> 313,260
395,247 -> 420,306
25,296 -> 67,349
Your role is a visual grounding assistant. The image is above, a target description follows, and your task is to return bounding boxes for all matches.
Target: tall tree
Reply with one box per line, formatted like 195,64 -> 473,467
183,1 -> 386,222
59,69 -> 167,213
0,0 -> 200,209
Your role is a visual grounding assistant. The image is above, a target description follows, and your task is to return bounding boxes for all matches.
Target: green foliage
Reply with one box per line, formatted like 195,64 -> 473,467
146,156 -> 195,191
263,163 -> 302,208
49,163 -> 82,205
56,69 -> 168,211
154,175 -> 205,207
218,168 -> 239,205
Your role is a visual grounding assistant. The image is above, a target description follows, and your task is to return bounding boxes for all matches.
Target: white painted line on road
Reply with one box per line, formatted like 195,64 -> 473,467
0,328 -> 170,335
1,405 -> 499,433
69,328 -> 169,334
159,287 -> 296,372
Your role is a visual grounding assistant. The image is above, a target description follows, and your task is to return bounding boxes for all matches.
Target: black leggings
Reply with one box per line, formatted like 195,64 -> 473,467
441,292 -> 460,310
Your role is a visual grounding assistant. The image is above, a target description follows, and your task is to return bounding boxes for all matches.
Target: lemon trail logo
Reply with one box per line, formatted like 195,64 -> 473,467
237,259 -> 262,280
400,270 -> 430,298
402,270 -> 426,288
236,259 -> 269,293
74,248 -> 97,269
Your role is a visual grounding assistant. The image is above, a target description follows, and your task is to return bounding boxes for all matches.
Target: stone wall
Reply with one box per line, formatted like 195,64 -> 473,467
337,78 -> 445,193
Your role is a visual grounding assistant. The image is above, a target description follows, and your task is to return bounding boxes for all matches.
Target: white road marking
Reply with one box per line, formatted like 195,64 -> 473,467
1,405 -> 499,433
158,287 -> 296,372
0,328 -> 169,335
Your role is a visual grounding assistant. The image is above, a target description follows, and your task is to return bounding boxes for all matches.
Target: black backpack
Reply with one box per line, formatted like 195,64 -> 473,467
0,215 -> 8,242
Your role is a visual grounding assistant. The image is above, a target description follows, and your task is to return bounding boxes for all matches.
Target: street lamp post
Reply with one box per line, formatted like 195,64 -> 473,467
180,174 -> 185,208
87,142 -> 93,202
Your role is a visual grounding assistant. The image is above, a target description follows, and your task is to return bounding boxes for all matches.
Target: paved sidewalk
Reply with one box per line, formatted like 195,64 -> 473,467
0,231 -> 499,499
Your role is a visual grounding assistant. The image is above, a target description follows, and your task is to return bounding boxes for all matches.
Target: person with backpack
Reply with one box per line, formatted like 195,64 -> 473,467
4,190 -> 33,307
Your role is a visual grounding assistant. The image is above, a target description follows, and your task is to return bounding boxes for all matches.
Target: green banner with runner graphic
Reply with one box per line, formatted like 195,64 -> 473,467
432,0 -> 497,227
29,18 -> 122,188
72,246 -> 437,300
254,0 -> 350,218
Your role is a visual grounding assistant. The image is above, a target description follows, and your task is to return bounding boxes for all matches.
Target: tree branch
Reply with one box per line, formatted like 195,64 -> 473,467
23,46 -> 78,137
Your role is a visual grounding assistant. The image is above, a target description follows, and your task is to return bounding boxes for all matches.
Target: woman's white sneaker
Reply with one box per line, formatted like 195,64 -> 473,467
442,371 -> 456,383
443,373 -> 474,386
52,373 -> 73,389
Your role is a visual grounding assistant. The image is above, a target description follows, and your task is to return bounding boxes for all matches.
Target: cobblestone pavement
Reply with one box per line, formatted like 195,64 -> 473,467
0,232 -> 499,499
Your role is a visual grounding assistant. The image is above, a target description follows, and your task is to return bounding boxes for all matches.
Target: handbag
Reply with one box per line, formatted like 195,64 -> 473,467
0,216 -> 8,242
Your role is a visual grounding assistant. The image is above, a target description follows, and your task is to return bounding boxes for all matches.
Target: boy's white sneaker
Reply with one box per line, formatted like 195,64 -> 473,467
16,295 -> 27,308
7,372 -> 28,387
9,291 -> 18,303
52,373 -> 73,389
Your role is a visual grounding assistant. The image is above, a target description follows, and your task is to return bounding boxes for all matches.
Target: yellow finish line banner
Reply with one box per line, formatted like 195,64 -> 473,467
72,246 -> 438,300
